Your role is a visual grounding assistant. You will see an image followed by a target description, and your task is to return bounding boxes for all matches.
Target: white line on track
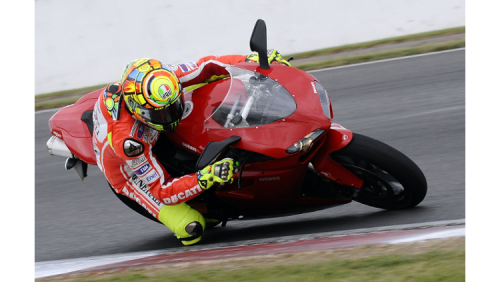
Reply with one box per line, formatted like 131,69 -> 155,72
387,226 -> 465,244
35,108 -> 61,114
35,252 -> 162,279
308,48 -> 465,73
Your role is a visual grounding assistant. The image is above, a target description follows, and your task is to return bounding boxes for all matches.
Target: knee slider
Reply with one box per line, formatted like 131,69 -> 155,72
179,221 -> 204,244
185,221 -> 204,237
158,203 -> 206,241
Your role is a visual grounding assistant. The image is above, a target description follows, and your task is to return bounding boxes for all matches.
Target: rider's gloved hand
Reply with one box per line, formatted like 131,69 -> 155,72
197,158 -> 236,190
267,49 -> 291,66
245,49 -> 291,66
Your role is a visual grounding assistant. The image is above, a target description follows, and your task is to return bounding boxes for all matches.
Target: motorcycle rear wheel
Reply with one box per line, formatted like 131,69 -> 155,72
331,133 -> 427,210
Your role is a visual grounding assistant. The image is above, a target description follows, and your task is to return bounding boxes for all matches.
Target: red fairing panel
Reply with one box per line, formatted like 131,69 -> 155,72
311,124 -> 363,188
325,123 -> 353,153
48,89 -> 102,165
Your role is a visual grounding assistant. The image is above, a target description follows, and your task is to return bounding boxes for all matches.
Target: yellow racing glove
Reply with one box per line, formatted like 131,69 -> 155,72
197,158 -> 236,190
245,49 -> 291,66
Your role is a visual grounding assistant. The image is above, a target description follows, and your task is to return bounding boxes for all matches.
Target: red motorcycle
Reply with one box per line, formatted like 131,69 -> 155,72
47,20 -> 427,227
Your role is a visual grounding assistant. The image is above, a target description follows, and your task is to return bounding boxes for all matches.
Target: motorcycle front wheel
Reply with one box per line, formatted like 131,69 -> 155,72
331,133 -> 427,210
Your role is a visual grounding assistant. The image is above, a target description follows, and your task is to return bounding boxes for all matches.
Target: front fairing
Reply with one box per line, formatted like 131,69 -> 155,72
204,67 -> 297,129
169,63 -> 332,159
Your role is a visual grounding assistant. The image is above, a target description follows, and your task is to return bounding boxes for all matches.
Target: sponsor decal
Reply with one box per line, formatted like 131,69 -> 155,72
158,84 -> 172,100
182,142 -> 197,153
141,127 -> 149,143
149,130 -> 159,143
166,64 -> 179,71
136,123 -> 145,139
93,140 -> 103,170
52,131 -> 62,139
320,171 -> 338,181
187,61 -> 198,70
134,163 -> 151,176
93,142 -> 100,157
130,175 -> 162,207
163,185 -> 203,204
93,102 -> 108,142
127,154 -> 147,169
311,82 -> 317,94
259,177 -> 281,181
179,63 -> 190,72
170,119 -> 180,132
144,169 -> 159,184
129,120 -> 140,137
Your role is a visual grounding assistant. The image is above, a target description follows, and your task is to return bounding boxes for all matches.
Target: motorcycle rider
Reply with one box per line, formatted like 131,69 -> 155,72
92,50 -> 290,245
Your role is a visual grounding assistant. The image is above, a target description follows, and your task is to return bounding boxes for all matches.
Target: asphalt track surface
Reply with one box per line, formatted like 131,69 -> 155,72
35,49 -> 465,262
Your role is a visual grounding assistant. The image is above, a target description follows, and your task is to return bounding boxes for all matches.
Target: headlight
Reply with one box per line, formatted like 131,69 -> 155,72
286,129 -> 325,154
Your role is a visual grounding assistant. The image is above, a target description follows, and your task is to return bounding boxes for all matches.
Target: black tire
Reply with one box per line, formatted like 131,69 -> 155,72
108,183 -> 162,224
330,133 -> 427,210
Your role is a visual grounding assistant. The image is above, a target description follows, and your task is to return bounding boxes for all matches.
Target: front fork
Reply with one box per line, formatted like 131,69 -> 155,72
311,123 -> 363,199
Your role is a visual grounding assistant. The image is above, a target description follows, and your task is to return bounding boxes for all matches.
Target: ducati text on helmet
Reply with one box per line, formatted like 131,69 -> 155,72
121,58 -> 185,132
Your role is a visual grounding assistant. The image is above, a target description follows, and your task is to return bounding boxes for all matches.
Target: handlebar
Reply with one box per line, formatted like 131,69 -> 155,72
224,76 -> 265,128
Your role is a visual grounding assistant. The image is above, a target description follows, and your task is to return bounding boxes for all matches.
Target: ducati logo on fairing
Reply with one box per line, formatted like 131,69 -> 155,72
259,177 -> 280,181
311,82 -> 317,93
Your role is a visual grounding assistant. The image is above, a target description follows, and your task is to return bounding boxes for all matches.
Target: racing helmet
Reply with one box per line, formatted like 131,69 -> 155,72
121,58 -> 184,132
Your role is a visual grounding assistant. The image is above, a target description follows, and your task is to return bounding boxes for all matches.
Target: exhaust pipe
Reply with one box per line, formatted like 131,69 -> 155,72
46,136 -> 73,158
47,135 -> 88,181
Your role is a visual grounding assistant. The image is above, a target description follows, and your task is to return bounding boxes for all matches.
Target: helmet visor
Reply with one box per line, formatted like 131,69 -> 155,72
138,96 -> 184,131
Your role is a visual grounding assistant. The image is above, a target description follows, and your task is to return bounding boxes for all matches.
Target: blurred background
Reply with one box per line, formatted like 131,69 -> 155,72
35,0 -> 465,95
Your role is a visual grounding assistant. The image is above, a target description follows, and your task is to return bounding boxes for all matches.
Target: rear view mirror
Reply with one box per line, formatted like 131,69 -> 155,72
249,19 -> 270,70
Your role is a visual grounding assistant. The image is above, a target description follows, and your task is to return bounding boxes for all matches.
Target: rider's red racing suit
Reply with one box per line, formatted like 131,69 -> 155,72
92,55 -> 246,219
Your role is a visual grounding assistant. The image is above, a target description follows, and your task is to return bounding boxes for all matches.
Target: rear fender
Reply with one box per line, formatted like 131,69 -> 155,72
48,90 -> 101,165
311,124 -> 363,188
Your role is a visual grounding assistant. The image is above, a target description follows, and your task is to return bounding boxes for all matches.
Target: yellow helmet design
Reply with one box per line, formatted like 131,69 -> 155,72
121,58 -> 184,132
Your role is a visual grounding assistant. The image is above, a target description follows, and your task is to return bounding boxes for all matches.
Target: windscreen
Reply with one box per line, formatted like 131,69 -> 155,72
205,67 -> 296,129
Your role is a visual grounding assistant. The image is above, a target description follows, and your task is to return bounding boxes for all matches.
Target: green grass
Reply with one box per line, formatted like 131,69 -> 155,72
35,84 -> 108,102
35,97 -> 84,111
294,38 -> 465,71
59,248 -> 464,282
35,84 -> 108,111
288,26 -> 465,60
